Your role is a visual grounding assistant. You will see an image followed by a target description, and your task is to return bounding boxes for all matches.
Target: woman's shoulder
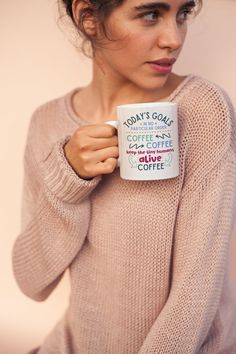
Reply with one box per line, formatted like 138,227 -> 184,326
28,89 -> 75,132
179,74 -> 236,139
24,88 -> 76,162
179,75 -> 236,176
181,74 -> 235,116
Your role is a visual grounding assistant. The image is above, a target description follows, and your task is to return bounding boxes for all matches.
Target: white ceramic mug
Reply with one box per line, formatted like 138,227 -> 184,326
106,102 -> 179,181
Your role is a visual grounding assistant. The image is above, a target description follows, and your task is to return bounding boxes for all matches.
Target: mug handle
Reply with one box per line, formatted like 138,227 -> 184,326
105,120 -> 120,167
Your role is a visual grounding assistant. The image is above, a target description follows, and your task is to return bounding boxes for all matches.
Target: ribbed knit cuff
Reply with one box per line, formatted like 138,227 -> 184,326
42,136 -> 102,204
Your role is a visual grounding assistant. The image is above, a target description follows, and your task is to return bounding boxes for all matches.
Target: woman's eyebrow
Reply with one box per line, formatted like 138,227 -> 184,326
133,1 -> 196,12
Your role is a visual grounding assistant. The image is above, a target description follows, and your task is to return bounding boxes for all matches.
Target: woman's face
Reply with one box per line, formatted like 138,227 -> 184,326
94,0 -> 196,90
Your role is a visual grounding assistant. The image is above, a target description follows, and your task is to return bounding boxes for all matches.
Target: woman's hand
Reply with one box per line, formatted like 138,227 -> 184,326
64,124 -> 119,180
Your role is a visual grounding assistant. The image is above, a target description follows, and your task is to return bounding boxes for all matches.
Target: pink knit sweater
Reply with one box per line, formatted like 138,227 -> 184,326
12,74 -> 236,353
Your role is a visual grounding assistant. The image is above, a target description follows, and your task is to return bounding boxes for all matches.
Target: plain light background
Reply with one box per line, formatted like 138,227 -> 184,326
1,1 -> 236,353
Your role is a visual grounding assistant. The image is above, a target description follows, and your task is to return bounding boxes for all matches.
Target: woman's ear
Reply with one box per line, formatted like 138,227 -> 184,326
72,0 -> 97,36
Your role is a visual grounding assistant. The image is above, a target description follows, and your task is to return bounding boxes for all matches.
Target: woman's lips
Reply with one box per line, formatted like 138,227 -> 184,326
146,57 -> 176,73
147,62 -> 173,74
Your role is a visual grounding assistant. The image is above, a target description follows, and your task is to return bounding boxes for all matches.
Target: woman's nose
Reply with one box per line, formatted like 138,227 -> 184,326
157,21 -> 184,51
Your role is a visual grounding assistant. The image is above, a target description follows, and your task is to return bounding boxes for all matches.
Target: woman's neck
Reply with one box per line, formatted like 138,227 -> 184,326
72,62 -> 184,124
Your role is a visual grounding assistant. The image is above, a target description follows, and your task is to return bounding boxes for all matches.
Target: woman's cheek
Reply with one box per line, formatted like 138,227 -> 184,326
121,32 -> 150,55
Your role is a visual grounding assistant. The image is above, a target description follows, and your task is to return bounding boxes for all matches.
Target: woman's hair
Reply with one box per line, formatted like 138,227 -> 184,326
58,0 -> 203,59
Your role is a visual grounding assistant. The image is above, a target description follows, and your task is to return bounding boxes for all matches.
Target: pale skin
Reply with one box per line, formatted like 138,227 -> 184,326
64,0 -> 196,180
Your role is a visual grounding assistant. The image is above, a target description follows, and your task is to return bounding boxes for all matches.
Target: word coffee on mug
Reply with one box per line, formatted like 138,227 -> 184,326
106,102 -> 179,181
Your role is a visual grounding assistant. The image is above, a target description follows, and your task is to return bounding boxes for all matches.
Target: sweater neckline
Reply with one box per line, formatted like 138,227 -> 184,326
65,74 -> 195,126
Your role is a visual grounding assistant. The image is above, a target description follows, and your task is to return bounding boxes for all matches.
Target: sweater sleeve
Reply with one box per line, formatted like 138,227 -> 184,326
138,85 -> 236,353
12,123 -> 102,302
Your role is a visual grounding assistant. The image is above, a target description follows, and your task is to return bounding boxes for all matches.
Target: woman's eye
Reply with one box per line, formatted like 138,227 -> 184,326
138,8 -> 194,25
177,9 -> 194,23
139,11 -> 160,23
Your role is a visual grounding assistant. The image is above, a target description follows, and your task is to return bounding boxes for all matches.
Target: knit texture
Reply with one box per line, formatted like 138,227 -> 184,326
12,74 -> 236,354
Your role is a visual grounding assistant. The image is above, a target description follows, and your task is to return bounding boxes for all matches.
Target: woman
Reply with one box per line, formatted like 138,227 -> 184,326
12,0 -> 236,353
